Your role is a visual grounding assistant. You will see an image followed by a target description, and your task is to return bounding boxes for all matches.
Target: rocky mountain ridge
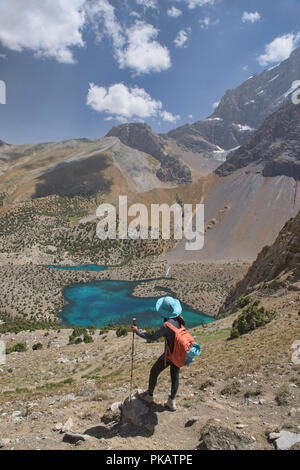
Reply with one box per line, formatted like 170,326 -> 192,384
215,102 -> 300,179
167,46 -> 300,153
212,46 -> 300,129
107,123 -> 192,185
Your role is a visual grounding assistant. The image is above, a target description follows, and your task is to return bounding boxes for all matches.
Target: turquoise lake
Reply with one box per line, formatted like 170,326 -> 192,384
60,279 -> 214,329
46,264 -> 109,272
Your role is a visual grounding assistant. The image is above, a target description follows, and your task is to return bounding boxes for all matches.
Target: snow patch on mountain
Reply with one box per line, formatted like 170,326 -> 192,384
269,74 -> 280,82
232,123 -> 255,132
213,146 -> 240,162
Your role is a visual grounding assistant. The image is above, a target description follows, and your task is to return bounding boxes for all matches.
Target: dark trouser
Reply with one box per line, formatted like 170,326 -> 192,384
148,353 -> 180,400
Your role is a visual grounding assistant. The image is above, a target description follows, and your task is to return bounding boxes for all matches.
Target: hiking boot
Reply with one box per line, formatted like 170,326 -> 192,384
164,396 -> 176,411
138,391 -> 154,404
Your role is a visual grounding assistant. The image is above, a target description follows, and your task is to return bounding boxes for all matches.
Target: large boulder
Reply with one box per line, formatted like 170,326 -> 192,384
121,392 -> 157,433
199,419 -> 260,450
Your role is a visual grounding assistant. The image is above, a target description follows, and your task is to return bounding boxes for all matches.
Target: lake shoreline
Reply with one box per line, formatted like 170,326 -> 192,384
0,259 -> 250,324
59,277 -> 215,329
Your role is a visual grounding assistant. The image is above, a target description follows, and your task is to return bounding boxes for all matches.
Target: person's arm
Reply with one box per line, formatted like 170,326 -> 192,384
132,324 -> 167,342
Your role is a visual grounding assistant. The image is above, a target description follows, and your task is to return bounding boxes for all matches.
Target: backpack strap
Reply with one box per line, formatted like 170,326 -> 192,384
164,321 -> 184,333
163,322 -> 175,366
164,339 -> 170,367
163,321 -> 184,366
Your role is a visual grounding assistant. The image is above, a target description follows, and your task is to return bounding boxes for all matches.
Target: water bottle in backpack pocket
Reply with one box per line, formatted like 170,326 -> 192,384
164,321 -> 201,368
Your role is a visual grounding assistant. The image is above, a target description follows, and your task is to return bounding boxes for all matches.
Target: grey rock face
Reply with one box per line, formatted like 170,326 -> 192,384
215,102 -> 300,179
107,123 -> 165,160
167,119 -> 253,152
212,47 -> 300,130
107,122 -> 192,184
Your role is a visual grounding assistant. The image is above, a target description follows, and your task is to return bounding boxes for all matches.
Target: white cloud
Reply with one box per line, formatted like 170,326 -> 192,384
160,110 -> 180,123
87,82 -> 179,123
0,0 -> 86,64
258,32 -> 300,66
167,7 -> 182,18
212,101 -> 220,109
130,11 -> 142,18
136,0 -> 158,8
87,83 -> 161,119
199,16 -> 219,29
87,4 -> 170,75
0,0 -> 171,75
117,21 -> 171,74
174,30 -> 189,48
183,0 -> 215,9
86,0 -> 125,48
242,11 -> 261,24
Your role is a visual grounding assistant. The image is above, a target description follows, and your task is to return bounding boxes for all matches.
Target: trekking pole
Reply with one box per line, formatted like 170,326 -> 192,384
129,318 -> 136,403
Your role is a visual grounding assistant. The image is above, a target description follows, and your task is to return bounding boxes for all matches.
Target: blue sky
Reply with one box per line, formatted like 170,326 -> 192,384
0,0 -> 300,144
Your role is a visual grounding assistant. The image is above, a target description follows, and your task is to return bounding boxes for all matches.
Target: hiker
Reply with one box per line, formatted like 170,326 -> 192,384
131,296 -> 185,412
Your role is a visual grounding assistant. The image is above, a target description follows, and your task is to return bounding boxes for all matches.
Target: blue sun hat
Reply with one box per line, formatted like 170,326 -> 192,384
156,296 -> 182,319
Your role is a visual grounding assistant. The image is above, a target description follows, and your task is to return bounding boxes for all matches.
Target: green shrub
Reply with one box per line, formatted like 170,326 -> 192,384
116,326 -> 129,337
230,302 -> 276,339
70,327 -> 85,339
237,296 -> 251,309
6,342 -> 27,354
32,343 -> 43,351
69,327 -> 94,344
83,333 -> 93,344
88,325 -> 96,335
0,317 -> 63,335
275,384 -> 291,406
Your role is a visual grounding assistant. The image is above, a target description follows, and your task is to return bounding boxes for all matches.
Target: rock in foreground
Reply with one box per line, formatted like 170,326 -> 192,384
121,392 -> 157,433
199,419 -> 261,450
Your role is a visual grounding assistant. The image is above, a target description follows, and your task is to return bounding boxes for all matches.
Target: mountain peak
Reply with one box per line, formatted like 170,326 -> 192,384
106,122 -> 165,160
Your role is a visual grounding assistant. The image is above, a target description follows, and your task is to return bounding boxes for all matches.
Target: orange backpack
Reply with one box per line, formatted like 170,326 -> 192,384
164,321 -> 196,368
